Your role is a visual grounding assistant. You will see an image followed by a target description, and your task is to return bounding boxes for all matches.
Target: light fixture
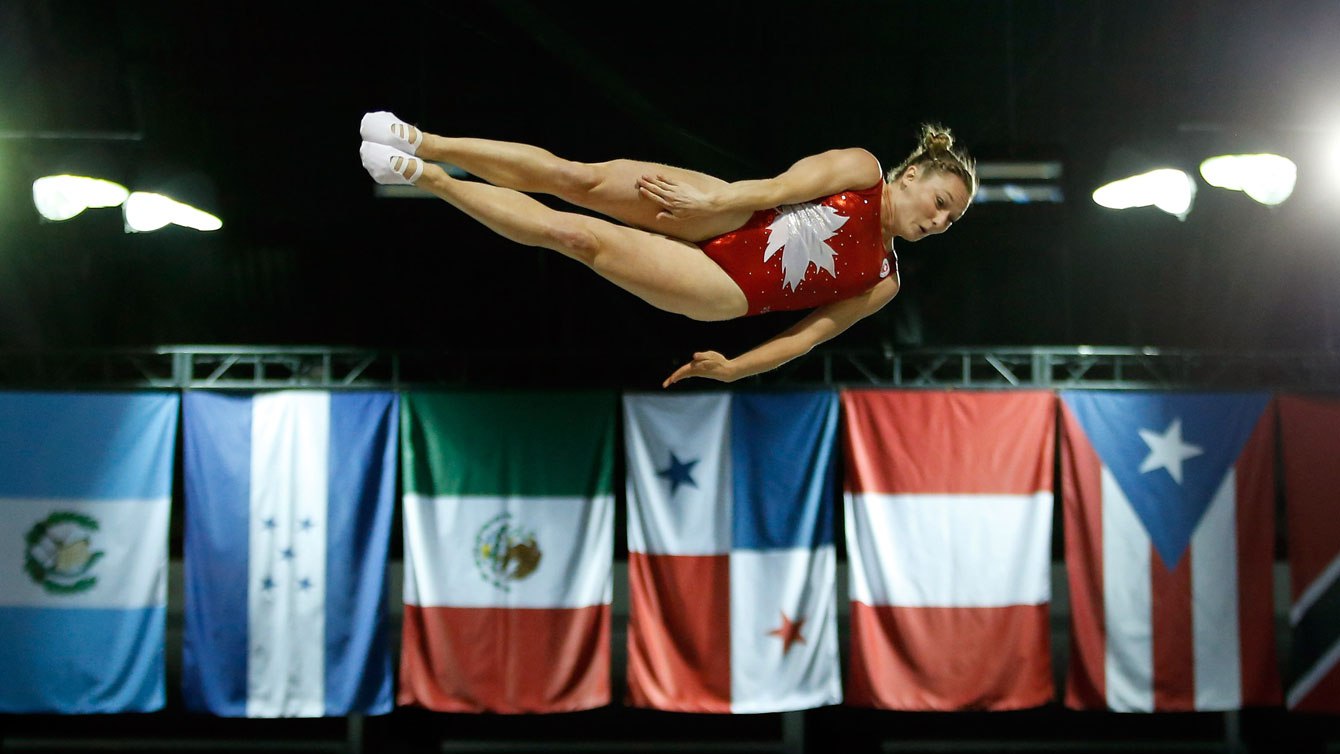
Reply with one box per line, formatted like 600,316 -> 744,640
973,161 -> 1065,205
123,169 -> 222,232
1199,153 -> 1296,206
1092,168 -> 1196,220
123,191 -> 222,233
32,175 -> 129,221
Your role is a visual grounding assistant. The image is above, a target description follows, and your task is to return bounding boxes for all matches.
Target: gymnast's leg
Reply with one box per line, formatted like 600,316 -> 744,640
361,112 -> 752,242
359,143 -> 748,321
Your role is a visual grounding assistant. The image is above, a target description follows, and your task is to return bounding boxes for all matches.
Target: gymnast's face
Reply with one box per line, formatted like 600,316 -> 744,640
890,167 -> 970,242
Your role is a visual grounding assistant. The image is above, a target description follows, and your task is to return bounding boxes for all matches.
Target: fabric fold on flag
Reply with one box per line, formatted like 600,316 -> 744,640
181,391 -> 397,718
398,391 -> 615,714
0,391 -> 178,713
1280,395 -> 1340,713
841,390 -> 1056,711
1060,391 -> 1279,712
624,391 -> 842,713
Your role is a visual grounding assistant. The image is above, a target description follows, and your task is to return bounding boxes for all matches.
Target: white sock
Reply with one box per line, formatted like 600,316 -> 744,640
359,141 -> 423,185
359,111 -> 422,155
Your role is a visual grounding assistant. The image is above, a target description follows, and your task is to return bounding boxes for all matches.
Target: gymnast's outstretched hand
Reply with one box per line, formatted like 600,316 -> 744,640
638,174 -> 717,221
663,351 -> 736,388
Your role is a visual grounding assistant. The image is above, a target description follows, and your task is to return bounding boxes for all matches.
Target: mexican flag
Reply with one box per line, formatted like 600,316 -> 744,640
397,391 -> 615,713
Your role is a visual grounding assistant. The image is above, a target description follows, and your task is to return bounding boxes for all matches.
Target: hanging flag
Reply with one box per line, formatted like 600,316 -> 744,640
0,391 -> 178,713
841,390 -> 1056,711
181,391 -> 397,717
1280,395 -> 1340,712
398,391 -> 615,714
624,391 -> 842,713
1060,391 -> 1279,711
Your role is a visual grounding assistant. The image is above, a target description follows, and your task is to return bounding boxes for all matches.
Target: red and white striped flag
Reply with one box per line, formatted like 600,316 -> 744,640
842,390 -> 1056,710
1060,391 -> 1279,711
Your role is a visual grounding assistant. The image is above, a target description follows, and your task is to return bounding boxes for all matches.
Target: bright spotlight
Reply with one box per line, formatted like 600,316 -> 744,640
1200,153 -> 1296,206
123,191 -> 222,233
32,175 -> 129,222
1328,131 -> 1340,185
1092,168 -> 1196,219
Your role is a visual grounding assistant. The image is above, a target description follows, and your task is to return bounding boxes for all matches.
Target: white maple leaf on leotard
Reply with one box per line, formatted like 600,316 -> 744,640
764,202 -> 849,292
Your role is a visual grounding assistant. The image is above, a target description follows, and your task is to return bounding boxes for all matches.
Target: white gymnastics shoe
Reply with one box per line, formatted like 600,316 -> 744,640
360,141 -> 423,185
360,111 -> 422,155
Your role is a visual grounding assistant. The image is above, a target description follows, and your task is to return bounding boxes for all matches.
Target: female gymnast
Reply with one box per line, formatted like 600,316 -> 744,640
358,113 -> 976,387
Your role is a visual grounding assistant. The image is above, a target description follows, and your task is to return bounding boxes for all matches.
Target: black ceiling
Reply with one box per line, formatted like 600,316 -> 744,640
2,0 -> 1339,377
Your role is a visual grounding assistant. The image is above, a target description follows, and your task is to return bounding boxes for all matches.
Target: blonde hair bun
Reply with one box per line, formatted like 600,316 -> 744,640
888,122 -> 978,197
920,124 -> 954,154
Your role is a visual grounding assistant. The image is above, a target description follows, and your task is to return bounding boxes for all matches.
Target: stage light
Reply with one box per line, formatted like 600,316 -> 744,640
973,161 -> 1065,204
1092,168 -> 1196,219
32,175 -> 129,221
123,191 -> 222,233
1199,153 -> 1296,206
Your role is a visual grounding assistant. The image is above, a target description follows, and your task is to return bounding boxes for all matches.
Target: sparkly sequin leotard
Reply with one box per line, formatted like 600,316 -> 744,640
697,180 -> 896,316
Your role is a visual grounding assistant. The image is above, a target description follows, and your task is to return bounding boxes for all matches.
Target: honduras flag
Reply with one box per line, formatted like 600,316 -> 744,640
1060,391 -> 1280,711
182,391 -> 397,717
624,391 -> 842,713
0,391 -> 178,713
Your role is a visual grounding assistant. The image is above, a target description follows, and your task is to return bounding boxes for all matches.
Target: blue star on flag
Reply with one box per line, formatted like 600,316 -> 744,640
657,451 -> 699,495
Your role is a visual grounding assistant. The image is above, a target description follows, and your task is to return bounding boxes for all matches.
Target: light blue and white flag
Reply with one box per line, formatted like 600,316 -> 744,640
182,391 -> 397,717
0,391 -> 178,713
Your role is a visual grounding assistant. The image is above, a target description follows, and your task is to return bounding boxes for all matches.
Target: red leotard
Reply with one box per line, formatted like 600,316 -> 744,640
697,180 -> 896,316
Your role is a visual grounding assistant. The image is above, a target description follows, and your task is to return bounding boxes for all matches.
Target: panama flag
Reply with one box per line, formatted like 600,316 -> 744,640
1279,395 -> 1340,712
181,391 -> 397,717
624,391 -> 842,713
842,390 -> 1056,711
1060,391 -> 1279,711
399,391 -> 615,714
0,391 -> 178,713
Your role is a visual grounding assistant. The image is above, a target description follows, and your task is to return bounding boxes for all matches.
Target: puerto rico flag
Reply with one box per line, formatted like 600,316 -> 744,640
842,390 -> 1056,711
1279,395 -> 1340,712
623,391 -> 842,713
1060,391 -> 1280,711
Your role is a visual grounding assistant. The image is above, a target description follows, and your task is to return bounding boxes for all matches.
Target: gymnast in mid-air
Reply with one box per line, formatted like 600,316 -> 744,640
358,112 -> 976,387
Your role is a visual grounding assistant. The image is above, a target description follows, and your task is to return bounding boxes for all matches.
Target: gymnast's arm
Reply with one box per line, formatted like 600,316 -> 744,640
662,274 -> 901,388
639,148 -> 883,221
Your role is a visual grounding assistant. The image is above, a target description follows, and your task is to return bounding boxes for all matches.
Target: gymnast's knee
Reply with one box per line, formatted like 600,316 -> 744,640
552,160 -> 602,203
543,218 -> 601,263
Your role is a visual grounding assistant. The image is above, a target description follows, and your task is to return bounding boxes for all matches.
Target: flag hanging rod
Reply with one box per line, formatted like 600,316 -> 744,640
1,346 -> 1339,390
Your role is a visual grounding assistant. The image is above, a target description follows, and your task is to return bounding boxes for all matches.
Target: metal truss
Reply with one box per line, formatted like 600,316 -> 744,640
1,345 -> 1339,390
0,347 -> 397,390
764,346 -> 1340,390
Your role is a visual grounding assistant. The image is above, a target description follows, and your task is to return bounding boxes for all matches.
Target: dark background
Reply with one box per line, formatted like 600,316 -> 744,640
2,0 -> 1339,384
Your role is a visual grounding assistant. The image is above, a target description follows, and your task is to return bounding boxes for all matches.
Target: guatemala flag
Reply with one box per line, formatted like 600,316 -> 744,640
1060,391 -> 1280,711
182,391 -> 397,717
0,391 -> 178,713
624,391 -> 841,713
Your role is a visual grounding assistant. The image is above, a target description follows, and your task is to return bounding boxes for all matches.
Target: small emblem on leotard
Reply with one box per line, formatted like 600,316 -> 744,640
879,258 -> 891,279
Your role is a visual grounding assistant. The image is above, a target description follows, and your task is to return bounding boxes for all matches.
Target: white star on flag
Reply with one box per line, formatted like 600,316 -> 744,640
764,202 -> 848,292
1138,418 -> 1203,484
